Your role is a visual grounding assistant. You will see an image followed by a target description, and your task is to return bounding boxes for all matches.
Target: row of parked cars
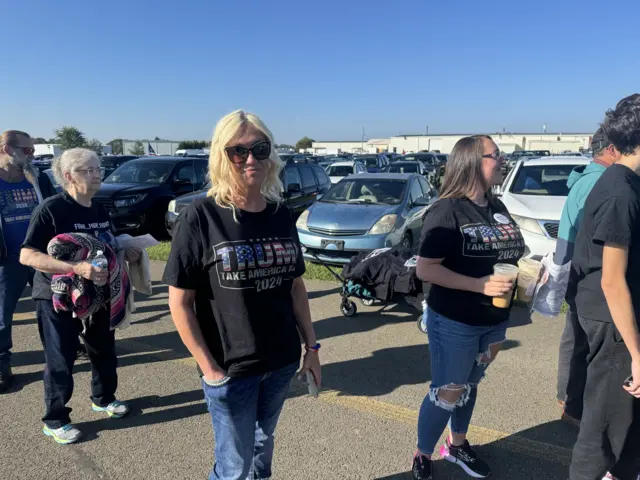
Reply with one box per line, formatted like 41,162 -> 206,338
40,149 -> 589,264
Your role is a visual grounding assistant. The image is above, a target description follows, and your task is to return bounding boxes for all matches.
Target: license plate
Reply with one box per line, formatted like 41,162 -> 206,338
321,239 -> 344,250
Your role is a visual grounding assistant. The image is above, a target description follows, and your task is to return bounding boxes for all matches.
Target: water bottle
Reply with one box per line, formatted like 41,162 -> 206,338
91,250 -> 108,286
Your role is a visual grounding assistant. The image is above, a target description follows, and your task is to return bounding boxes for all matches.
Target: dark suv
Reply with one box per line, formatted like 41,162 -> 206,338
95,156 -> 208,236
101,155 -> 139,178
165,163 -> 331,235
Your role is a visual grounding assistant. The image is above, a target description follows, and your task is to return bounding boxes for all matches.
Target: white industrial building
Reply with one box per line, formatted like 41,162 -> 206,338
311,138 -> 389,154
121,140 -> 183,156
313,132 -> 593,155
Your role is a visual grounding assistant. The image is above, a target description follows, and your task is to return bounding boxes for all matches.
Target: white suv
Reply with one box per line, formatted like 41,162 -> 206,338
325,161 -> 366,184
498,156 -> 590,259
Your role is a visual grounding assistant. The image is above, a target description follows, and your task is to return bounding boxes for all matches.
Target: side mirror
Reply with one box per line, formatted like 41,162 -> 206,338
287,183 -> 302,193
412,196 -> 431,207
173,178 -> 192,187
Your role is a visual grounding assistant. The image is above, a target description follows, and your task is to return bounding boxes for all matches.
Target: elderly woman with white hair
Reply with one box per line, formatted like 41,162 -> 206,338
20,148 -> 131,445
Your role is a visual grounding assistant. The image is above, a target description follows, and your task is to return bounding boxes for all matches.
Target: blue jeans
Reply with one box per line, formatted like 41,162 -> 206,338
203,362 -> 299,480
417,308 -> 508,455
0,256 -> 32,371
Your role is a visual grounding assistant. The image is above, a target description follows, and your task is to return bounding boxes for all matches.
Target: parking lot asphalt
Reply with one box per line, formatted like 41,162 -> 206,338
1,261 -> 576,480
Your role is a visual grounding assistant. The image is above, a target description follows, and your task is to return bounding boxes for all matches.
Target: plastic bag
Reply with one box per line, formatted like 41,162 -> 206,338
531,253 -> 571,317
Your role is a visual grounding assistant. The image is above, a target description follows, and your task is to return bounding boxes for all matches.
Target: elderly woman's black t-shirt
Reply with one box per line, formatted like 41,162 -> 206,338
22,192 -> 115,300
162,198 -> 305,377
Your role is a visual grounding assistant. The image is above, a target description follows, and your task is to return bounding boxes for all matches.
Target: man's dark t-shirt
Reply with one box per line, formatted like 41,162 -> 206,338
22,192 -> 115,300
419,197 -> 525,326
162,198 -> 305,377
572,164 -> 640,324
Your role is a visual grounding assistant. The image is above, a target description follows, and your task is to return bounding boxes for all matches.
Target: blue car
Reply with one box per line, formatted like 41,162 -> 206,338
296,173 -> 438,265
358,154 -> 386,173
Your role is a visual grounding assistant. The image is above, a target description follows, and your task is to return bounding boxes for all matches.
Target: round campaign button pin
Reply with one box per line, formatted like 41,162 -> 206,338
494,213 -> 510,224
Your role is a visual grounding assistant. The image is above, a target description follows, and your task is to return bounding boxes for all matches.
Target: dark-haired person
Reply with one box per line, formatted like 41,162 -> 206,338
412,135 -> 524,480
164,110 -> 321,480
569,94 -> 640,480
0,130 -> 56,393
555,129 -> 621,427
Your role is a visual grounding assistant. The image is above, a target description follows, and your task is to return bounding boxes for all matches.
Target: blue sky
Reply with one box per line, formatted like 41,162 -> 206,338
1,0 -> 639,144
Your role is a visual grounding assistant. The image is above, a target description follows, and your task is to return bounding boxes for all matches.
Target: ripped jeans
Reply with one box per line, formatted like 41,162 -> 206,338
417,307 -> 508,455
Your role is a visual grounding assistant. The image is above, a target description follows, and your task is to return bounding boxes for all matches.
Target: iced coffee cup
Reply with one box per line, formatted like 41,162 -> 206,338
492,263 -> 519,308
516,258 -> 542,303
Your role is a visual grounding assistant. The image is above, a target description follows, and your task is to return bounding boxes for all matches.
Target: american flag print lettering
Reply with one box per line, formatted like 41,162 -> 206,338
460,221 -> 525,259
0,185 -> 38,225
213,238 -> 301,291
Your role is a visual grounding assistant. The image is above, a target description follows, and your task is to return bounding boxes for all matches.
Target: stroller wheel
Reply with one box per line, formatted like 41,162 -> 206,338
341,300 -> 357,317
360,298 -> 375,307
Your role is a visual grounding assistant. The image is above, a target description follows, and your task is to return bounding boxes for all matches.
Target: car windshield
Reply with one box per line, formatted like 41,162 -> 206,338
359,157 -> 378,167
321,179 -> 406,205
404,154 -> 435,165
510,164 -> 580,196
384,163 -> 418,173
326,165 -> 354,177
104,161 -> 174,184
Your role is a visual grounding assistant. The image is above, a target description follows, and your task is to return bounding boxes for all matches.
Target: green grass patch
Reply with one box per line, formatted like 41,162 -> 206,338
147,241 -> 340,283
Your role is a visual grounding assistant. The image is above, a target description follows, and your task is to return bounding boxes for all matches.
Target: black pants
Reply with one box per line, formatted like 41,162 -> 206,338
36,300 -> 118,429
557,306 -> 589,419
569,317 -> 640,480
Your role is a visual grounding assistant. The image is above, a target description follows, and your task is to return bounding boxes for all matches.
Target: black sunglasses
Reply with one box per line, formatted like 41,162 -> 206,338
225,141 -> 271,164
482,150 -> 502,160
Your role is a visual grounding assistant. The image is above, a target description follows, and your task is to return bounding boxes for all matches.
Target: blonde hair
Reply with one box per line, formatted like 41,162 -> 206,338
439,135 -> 493,199
207,110 -> 284,216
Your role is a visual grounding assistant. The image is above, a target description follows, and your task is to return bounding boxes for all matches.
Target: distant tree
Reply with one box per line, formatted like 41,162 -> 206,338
107,139 -> 123,154
32,137 -> 47,144
54,126 -> 87,150
178,140 -> 208,150
86,138 -> 103,155
295,137 -> 314,151
154,136 -> 161,141
129,140 -> 145,156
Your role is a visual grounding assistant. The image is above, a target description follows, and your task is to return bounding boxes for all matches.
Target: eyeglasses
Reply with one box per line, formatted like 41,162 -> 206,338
225,141 -> 271,164
13,146 -> 35,155
73,167 -> 103,177
482,150 -> 502,161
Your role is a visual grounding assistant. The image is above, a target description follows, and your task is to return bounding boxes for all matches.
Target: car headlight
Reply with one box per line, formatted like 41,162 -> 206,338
168,200 -> 177,213
296,209 -> 310,230
369,214 -> 398,235
511,214 -> 545,235
114,194 -> 147,208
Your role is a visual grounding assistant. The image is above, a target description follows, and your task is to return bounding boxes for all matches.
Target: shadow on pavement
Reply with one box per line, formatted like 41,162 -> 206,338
375,420 -> 574,480
74,389 -> 207,441
307,286 -> 341,299
291,343 -> 432,399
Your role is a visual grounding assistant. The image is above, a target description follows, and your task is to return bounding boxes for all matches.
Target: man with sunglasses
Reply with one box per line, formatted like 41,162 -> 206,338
0,130 -> 56,392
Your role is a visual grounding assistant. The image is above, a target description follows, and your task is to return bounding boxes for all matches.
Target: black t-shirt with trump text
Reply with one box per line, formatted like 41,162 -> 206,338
419,197 -> 525,326
162,198 -> 305,377
22,192 -> 116,300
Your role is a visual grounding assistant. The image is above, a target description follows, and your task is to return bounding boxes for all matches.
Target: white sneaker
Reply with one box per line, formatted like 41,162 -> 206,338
92,400 -> 129,418
43,424 -> 82,444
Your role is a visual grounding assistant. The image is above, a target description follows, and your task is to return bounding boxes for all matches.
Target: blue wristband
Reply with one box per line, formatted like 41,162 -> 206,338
305,343 -> 321,352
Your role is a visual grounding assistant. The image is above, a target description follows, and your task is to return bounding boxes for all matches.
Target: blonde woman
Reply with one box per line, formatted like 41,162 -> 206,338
412,136 -> 525,479
164,110 -> 321,480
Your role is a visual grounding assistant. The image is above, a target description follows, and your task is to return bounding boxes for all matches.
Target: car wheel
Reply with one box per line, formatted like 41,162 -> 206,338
401,233 -> 412,250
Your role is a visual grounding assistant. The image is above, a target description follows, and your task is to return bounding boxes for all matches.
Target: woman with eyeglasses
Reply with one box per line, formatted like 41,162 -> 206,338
20,148 -> 137,444
411,136 -> 525,480
164,110 -> 321,480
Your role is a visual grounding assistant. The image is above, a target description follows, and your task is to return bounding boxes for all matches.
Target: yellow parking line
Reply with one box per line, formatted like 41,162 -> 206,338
13,312 -> 35,321
122,342 -> 572,465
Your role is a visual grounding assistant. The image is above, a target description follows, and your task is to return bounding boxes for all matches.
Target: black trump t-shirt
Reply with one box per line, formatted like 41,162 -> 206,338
22,192 -> 115,300
572,164 -> 640,325
419,197 -> 525,326
162,198 -> 305,377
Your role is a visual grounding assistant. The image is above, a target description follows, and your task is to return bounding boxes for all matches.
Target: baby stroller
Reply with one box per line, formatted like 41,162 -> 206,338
303,246 -> 424,317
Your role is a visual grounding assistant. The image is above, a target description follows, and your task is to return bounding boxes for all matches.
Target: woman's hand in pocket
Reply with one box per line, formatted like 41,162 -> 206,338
202,368 -> 227,383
